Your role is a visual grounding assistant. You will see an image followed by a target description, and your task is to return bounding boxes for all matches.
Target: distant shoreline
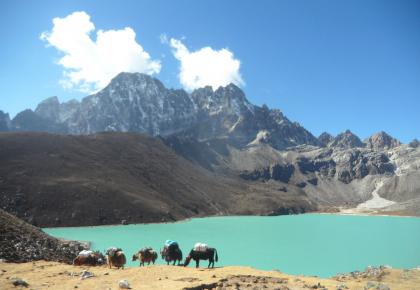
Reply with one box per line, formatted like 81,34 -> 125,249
43,211 -> 420,230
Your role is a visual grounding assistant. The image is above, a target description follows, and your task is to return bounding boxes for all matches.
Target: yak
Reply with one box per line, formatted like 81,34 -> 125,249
132,247 -> 158,266
184,248 -> 218,268
161,245 -> 183,266
73,251 -> 105,266
106,248 -> 126,269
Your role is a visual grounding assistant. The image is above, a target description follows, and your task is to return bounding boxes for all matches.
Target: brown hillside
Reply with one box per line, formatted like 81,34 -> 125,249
0,132 -> 314,227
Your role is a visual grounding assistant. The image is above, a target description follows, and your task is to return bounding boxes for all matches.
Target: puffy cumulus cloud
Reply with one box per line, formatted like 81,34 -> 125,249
41,11 -> 161,92
169,38 -> 244,91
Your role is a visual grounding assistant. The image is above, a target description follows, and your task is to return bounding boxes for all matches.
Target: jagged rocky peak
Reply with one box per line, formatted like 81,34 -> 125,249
70,72 -> 197,135
318,132 -> 334,147
0,73 -> 351,151
11,109 -> 66,133
365,131 -> 401,151
34,96 -> 80,124
108,72 -> 166,92
0,110 -> 11,131
191,83 -> 254,116
35,96 -> 60,121
329,129 -> 364,149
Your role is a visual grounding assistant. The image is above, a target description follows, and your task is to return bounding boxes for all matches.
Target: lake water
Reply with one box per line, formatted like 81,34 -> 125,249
44,214 -> 420,277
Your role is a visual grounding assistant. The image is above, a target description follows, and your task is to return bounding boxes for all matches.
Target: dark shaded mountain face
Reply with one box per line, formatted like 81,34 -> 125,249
0,132 -> 314,227
4,72 -> 318,150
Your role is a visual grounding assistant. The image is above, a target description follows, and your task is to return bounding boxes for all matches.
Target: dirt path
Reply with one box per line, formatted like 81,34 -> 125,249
1,261 -> 419,290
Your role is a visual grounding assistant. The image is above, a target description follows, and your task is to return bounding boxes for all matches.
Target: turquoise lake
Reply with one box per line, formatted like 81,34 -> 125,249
44,214 -> 420,278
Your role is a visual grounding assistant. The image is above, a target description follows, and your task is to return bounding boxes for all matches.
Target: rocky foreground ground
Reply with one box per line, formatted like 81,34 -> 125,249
1,261 -> 419,290
0,209 -> 88,263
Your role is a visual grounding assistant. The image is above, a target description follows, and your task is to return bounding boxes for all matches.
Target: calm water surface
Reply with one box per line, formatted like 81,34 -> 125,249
44,214 -> 420,277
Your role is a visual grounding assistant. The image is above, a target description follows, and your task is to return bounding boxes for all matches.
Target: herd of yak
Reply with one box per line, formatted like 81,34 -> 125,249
73,242 -> 219,269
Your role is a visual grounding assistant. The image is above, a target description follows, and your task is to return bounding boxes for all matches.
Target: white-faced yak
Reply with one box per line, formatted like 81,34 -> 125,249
184,248 -> 218,268
132,247 -> 158,266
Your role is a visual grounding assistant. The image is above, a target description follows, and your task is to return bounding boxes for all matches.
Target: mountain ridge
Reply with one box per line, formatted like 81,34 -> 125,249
1,73 -> 411,149
1,72 -> 321,149
1,72 -> 419,223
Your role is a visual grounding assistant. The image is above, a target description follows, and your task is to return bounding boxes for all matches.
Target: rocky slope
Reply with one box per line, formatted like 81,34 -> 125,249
166,131 -> 420,215
0,72 -> 418,220
0,209 -> 87,263
0,132 -> 314,227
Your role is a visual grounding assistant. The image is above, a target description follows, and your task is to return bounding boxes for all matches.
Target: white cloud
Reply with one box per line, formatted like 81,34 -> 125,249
41,11 -> 161,93
169,38 -> 244,91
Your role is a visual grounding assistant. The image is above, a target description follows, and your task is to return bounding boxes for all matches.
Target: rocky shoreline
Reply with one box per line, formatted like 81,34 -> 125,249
0,209 -> 88,264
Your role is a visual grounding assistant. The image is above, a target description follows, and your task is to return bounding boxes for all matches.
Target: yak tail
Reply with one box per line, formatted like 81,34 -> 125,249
214,249 -> 218,262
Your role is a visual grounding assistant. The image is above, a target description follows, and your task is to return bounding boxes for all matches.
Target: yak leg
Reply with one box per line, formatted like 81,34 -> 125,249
195,259 -> 199,268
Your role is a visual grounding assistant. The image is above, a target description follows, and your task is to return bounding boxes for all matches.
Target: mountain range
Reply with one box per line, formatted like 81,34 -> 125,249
0,72 -> 419,226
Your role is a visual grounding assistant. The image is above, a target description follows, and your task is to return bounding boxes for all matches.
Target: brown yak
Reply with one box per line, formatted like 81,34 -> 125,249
73,251 -> 105,266
132,247 -> 158,266
106,247 -> 126,269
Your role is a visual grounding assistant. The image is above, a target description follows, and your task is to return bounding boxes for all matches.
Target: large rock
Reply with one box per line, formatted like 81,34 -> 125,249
240,163 -> 295,183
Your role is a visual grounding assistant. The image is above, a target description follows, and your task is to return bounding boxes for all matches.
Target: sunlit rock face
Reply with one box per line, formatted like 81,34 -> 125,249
365,131 -> 401,151
8,72 -> 319,150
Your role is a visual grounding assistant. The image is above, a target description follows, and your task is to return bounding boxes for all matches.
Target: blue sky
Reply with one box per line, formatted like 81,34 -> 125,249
0,0 -> 419,142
